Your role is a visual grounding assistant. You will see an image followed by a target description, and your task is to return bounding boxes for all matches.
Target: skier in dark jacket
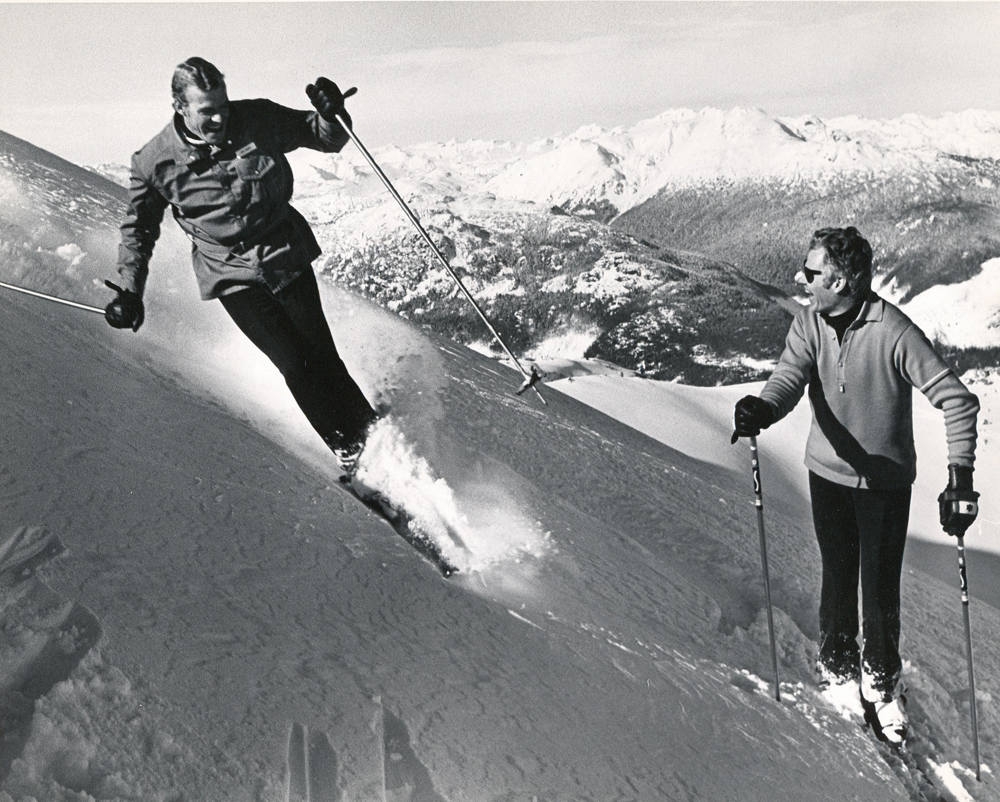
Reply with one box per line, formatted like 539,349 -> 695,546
105,57 -> 376,474
732,226 -> 980,745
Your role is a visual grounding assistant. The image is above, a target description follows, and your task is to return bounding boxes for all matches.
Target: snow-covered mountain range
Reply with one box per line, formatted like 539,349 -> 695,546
284,106 -> 1000,376
290,106 -> 1000,218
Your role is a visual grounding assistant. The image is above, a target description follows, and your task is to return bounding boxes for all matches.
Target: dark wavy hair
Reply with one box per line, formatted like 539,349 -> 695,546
171,57 -> 226,107
810,226 -> 873,299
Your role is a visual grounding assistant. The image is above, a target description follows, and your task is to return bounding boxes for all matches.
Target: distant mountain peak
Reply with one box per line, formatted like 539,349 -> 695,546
289,107 -> 1000,221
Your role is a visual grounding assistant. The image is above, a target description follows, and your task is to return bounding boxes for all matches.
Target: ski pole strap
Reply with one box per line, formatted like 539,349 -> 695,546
749,436 -> 764,508
958,538 -> 971,604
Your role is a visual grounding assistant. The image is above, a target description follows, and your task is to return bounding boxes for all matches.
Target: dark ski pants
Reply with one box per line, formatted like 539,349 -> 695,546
809,472 -> 911,695
218,269 -> 376,451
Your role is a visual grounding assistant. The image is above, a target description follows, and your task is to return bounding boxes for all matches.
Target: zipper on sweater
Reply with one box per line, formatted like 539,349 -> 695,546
827,328 -> 847,393
837,322 -> 864,393
823,300 -> 866,394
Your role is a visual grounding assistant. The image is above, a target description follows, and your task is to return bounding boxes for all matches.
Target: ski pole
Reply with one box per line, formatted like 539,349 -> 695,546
332,111 -> 547,406
749,435 -> 780,700
955,534 -> 981,780
0,279 -> 104,315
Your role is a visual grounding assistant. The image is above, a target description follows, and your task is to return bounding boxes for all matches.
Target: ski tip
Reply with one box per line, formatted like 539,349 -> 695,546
408,531 -> 460,578
337,478 -> 460,578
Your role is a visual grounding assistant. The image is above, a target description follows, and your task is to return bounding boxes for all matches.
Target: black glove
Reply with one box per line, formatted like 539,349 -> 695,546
305,77 -> 357,123
939,464 -> 979,537
104,280 -> 144,332
731,395 -> 774,444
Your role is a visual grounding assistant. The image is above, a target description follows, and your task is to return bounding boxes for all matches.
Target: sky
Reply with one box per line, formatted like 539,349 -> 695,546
1,1 -> 999,166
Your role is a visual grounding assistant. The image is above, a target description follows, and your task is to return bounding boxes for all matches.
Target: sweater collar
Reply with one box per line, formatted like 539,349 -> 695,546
857,291 -> 885,323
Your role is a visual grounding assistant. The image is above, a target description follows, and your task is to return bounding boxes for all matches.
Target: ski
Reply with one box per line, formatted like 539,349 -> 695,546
811,685 -> 951,799
338,478 -> 460,578
858,722 -> 941,800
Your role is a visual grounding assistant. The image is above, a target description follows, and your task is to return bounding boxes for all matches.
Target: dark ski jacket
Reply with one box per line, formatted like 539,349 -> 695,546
116,99 -> 349,300
760,292 -> 979,489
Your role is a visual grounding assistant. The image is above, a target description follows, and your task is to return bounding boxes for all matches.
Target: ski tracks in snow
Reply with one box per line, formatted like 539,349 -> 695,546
286,721 -> 342,802
0,524 -> 452,801
285,696 -> 447,802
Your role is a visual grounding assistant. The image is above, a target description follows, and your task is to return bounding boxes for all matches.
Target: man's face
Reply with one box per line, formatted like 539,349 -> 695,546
796,247 -> 851,314
175,84 -> 230,145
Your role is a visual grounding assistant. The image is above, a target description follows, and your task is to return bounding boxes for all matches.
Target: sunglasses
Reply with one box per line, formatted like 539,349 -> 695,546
801,260 -> 822,283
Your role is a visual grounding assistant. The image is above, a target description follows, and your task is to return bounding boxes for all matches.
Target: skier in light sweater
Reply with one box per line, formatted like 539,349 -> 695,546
732,226 -> 980,745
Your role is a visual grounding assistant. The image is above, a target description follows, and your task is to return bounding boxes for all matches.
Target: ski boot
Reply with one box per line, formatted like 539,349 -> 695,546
327,433 -> 365,482
860,680 -> 908,746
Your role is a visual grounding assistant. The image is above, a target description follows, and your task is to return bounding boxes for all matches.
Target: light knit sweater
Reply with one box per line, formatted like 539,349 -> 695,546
760,293 -> 979,489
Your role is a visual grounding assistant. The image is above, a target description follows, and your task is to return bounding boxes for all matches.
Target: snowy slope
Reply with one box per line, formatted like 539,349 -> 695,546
880,258 -> 1000,348
550,365 -> 1000,559
1,274 -> 999,800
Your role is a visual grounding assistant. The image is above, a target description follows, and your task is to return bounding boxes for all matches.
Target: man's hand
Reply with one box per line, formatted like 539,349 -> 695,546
939,464 -> 979,536
731,395 -> 775,444
305,78 -> 357,124
104,280 -> 144,332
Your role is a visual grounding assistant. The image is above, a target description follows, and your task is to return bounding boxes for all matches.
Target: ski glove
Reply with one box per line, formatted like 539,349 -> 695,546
731,395 -> 775,444
104,280 -> 144,332
305,77 -> 357,124
938,464 -> 979,537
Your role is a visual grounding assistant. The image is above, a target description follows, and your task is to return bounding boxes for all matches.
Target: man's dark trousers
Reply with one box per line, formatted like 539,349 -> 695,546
219,269 -> 376,451
809,471 -> 911,693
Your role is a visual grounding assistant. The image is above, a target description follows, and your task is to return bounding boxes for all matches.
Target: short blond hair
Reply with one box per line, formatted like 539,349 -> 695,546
171,57 -> 225,107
